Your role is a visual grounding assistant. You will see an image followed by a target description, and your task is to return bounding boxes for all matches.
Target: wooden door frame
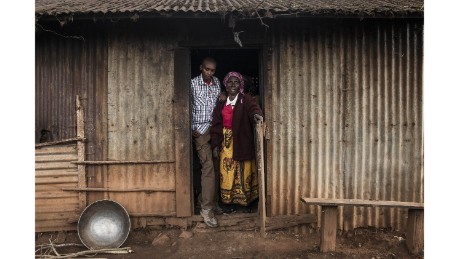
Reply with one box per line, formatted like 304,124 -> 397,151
174,48 -> 193,217
174,44 -> 270,217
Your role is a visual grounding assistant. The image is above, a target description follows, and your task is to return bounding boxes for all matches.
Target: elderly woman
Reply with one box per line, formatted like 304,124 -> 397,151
210,71 -> 263,212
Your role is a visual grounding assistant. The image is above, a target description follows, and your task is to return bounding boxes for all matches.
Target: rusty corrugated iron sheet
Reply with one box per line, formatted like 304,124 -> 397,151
266,19 -> 423,231
35,24 -> 109,205
35,144 -> 80,232
35,0 -> 424,16
106,29 -> 177,215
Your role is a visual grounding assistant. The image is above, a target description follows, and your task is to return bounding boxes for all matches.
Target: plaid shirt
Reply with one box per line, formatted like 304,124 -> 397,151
191,74 -> 221,134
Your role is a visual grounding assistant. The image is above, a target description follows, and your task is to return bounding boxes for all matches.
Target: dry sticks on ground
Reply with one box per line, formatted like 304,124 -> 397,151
35,239 -> 133,259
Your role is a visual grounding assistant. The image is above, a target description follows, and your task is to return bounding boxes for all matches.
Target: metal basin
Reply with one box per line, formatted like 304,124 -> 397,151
78,200 -> 131,250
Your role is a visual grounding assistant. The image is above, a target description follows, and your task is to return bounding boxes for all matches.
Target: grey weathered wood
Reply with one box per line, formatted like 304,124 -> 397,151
174,48 -> 192,217
76,95 -> 86,210
301,198 -> 424,254
255,122 -> 266,237
320,206 -> 338,252
72,160 -> 175,165
193,213 -> 317,232
301,197 -> 424,209
35,137 -> 85,148
62,187 -> 175,192
406,209 -> 424,254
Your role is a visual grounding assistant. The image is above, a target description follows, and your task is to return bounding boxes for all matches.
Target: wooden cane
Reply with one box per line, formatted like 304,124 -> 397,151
255,121 -> 266,237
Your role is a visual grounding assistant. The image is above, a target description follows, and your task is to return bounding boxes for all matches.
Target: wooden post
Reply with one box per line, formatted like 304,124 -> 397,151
255,122 -> 266,237
406,209 -> 424,254
76,95 -> 87,210
173,48 -> 192,217
320,206 -> 338,252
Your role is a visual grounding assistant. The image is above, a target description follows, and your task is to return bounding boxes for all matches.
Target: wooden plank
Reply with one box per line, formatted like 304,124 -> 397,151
406,209 -> 424,254
35,170 -> 78,178
320,206 -> 338,252
36,224 -> 77,233
76,95 -> 87,210
35,137 -> 84,148
265,214 -> 317,231
35,211 -> 80,221
301,198 -> 424,209
193,214 -> 317,232
35,176 -> 79,184
36,206 -> 80,214
35,144 -> 77,154
72,160 -> 174,165
174,48 -> 192,217
35,192 -> 79,199
262,42 -> 273,217
62,187 -> 175,192
255,122 -> 266,237
129,212 -> 176,217
35,162 -> 78,170
35,153 -> 78,162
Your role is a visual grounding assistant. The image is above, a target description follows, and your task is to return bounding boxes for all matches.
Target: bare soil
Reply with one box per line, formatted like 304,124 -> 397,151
36,224 -> 423,259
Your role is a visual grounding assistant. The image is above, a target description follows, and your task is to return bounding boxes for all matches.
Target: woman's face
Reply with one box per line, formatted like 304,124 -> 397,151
225,76 -> 240,96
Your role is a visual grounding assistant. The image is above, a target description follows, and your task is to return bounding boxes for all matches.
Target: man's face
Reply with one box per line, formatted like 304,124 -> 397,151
200,62 -> 216,81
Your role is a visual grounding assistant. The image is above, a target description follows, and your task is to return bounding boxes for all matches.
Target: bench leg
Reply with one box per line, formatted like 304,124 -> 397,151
406,209 -> 424,254
320,206 -> 338,252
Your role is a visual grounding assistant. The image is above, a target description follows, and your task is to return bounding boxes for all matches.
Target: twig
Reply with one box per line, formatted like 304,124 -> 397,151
35,247 -> 133,259
36,23 -> 85,42
254,9 -> 269,28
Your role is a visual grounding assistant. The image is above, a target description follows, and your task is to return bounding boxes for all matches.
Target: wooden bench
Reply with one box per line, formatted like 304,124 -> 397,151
301,198 -> 424,254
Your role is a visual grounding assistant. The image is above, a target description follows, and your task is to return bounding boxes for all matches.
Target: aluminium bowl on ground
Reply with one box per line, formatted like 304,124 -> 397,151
77,199 -> 131,250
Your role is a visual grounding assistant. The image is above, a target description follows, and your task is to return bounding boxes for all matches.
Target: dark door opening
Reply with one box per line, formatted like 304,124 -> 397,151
190,48 -> 262,215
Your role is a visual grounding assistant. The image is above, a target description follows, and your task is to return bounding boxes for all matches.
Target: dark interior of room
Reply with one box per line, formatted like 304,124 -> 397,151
190,48 -> 261,214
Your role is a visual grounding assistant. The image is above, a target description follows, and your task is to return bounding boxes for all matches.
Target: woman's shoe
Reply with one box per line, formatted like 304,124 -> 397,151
223,206 -> 237,215
242,207 -> 252,213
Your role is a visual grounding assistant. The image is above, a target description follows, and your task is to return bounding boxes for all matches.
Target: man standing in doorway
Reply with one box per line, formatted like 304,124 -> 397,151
191,57 -> 222,228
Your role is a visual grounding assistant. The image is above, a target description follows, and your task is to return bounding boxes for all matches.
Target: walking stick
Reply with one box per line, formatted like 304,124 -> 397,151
255,121 -> 266,237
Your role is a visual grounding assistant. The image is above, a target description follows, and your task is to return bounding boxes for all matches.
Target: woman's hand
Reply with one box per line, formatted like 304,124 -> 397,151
254,114 -> 263,123
213,146 -> 221,159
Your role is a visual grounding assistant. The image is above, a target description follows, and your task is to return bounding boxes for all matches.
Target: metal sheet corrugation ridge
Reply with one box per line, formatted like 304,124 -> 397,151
268,19 -> 423,231
107,28 -> 176,215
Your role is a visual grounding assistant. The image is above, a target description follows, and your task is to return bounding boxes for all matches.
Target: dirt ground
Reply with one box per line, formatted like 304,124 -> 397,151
35,223 -> 423,259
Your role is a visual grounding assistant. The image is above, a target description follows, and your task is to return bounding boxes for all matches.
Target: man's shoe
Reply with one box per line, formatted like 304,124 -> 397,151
200,209 -> 218,228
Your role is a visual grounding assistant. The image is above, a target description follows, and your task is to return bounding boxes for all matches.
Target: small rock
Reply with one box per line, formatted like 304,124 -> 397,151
179,231 -> 193,239
151,233 -> 170,246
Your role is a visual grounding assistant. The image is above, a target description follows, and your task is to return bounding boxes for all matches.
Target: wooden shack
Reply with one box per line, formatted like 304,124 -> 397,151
35,0 -> 424,232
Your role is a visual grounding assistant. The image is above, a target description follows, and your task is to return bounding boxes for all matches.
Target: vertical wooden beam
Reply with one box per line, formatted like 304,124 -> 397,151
320,206 -> 338,252
76,95 -> 87,210
263,40 -> 274,218
174,48 -> 192,217
255,122 -> 266,237
406,209 -> 424,254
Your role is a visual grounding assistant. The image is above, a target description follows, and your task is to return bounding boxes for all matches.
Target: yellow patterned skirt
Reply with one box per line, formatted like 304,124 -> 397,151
219,128 -> 258,206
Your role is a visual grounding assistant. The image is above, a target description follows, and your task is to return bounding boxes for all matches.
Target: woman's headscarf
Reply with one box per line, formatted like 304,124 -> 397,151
223,71 -> 244,94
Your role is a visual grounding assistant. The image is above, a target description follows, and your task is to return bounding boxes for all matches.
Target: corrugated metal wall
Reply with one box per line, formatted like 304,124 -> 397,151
266,19 -> 423,231
35,23 -> 109,205
35,144 -> 80,232
106,26 -> 177,216
266,20 -> 423,230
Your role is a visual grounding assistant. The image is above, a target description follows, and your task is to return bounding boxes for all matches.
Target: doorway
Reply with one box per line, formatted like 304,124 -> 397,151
190,48 -> 262,215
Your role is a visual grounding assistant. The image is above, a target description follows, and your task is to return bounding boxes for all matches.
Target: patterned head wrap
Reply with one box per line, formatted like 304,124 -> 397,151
223,71 -> 244,94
